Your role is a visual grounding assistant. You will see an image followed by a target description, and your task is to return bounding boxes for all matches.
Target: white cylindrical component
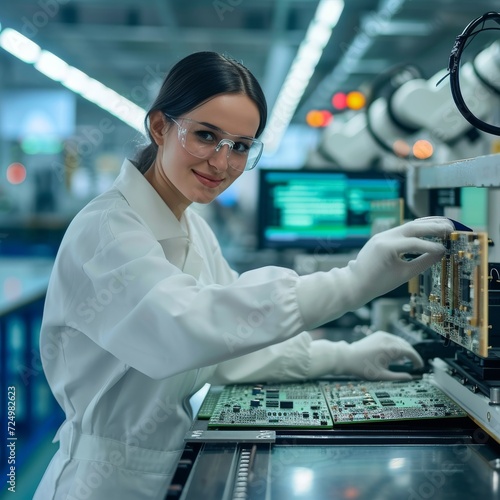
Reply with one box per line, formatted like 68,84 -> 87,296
320,113 -> 381,170
473,41 -> 500,93
391,71 -> 471,142
458,62 -> 498,123
368,97 -> 411,142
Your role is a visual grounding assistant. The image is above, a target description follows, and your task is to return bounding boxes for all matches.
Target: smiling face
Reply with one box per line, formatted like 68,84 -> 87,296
146,93 -> 261,219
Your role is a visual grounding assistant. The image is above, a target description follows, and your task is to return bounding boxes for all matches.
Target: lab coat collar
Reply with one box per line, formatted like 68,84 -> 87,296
114,159 -> 205,278
114,159 -> 186,241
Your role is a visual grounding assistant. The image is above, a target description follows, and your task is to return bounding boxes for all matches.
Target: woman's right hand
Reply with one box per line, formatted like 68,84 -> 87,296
296,217 -> 454,330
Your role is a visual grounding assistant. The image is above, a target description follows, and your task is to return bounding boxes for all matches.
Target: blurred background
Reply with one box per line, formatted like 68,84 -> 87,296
1,0 -> 500,497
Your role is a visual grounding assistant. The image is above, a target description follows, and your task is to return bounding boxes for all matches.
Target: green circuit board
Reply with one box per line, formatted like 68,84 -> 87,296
207,382 -> 333,429
203,378 -> 467,429
322,378 -> 466,424
408,231 -> 491,357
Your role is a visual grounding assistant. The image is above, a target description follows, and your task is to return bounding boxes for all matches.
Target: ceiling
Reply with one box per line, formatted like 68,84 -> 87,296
1,0 -> 500,131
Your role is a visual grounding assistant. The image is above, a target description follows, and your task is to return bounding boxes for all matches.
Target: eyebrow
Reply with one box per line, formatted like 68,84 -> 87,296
196,120 -> 255,140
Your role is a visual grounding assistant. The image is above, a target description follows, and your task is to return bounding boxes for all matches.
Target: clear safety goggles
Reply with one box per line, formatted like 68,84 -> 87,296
165,114 -> 263,172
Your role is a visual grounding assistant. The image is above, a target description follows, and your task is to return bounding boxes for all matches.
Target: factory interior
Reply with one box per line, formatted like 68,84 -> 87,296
2,0 -> 500,498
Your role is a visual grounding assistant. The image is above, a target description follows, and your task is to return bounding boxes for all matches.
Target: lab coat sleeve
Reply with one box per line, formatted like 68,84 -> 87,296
58,206 -> 310,380
210,331 -> 314,384
202,220 -> 316,384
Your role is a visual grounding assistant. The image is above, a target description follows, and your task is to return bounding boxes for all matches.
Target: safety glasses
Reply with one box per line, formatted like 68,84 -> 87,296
165,114 -> 263,172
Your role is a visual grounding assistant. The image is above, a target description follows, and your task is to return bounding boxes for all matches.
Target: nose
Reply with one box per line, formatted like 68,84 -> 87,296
209,140 -> 233,170
214,139 -> 234,157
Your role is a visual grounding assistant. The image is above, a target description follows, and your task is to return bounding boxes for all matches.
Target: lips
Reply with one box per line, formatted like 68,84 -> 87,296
193,170 -> 223,188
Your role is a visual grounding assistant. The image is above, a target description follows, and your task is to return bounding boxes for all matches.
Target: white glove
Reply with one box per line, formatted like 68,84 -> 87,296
297,217 -> 454,330
308,331 -> 424,381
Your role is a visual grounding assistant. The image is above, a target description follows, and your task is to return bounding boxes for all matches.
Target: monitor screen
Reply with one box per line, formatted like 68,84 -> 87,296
257,169 -> 404,252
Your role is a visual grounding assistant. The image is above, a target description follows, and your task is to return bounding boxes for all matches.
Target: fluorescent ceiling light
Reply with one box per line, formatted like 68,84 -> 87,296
262,0 -> 344,154
35,51 -> 69,81
61,66 -> 91,94
0,28 -> 41,63
0,26 -> 146,133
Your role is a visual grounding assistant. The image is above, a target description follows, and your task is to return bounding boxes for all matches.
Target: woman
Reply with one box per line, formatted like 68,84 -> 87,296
34,52 -> 453,499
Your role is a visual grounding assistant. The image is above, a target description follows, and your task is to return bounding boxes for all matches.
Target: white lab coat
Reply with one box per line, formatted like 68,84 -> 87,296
34,159 -> 318,500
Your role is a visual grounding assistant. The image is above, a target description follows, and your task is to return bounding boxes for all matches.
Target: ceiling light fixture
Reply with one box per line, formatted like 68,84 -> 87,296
35,51 -> 69,81
0,26 -> 146,133
0,27 -> 41,63
261,0 -> 344,154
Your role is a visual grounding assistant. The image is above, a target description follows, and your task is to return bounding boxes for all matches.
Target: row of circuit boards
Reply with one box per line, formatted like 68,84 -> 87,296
407,230 -> 500,358
198,378 -> 466,429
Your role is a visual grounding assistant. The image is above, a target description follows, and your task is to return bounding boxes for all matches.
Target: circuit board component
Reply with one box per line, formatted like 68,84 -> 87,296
321,378 -> 466,424
407,230 -> 500,358
203,379 -> 466,428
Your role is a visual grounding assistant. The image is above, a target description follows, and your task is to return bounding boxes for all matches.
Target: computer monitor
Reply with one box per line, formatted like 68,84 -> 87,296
257,168 -> 404,253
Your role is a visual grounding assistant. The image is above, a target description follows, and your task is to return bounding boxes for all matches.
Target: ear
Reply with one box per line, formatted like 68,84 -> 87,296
149,110 -> 168,146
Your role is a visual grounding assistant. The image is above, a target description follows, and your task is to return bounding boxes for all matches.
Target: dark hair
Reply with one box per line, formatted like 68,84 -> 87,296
134,51 -> 267,173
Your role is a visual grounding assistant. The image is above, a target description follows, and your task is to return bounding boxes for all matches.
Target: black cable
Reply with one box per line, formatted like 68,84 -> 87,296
447,12 -> 500,135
